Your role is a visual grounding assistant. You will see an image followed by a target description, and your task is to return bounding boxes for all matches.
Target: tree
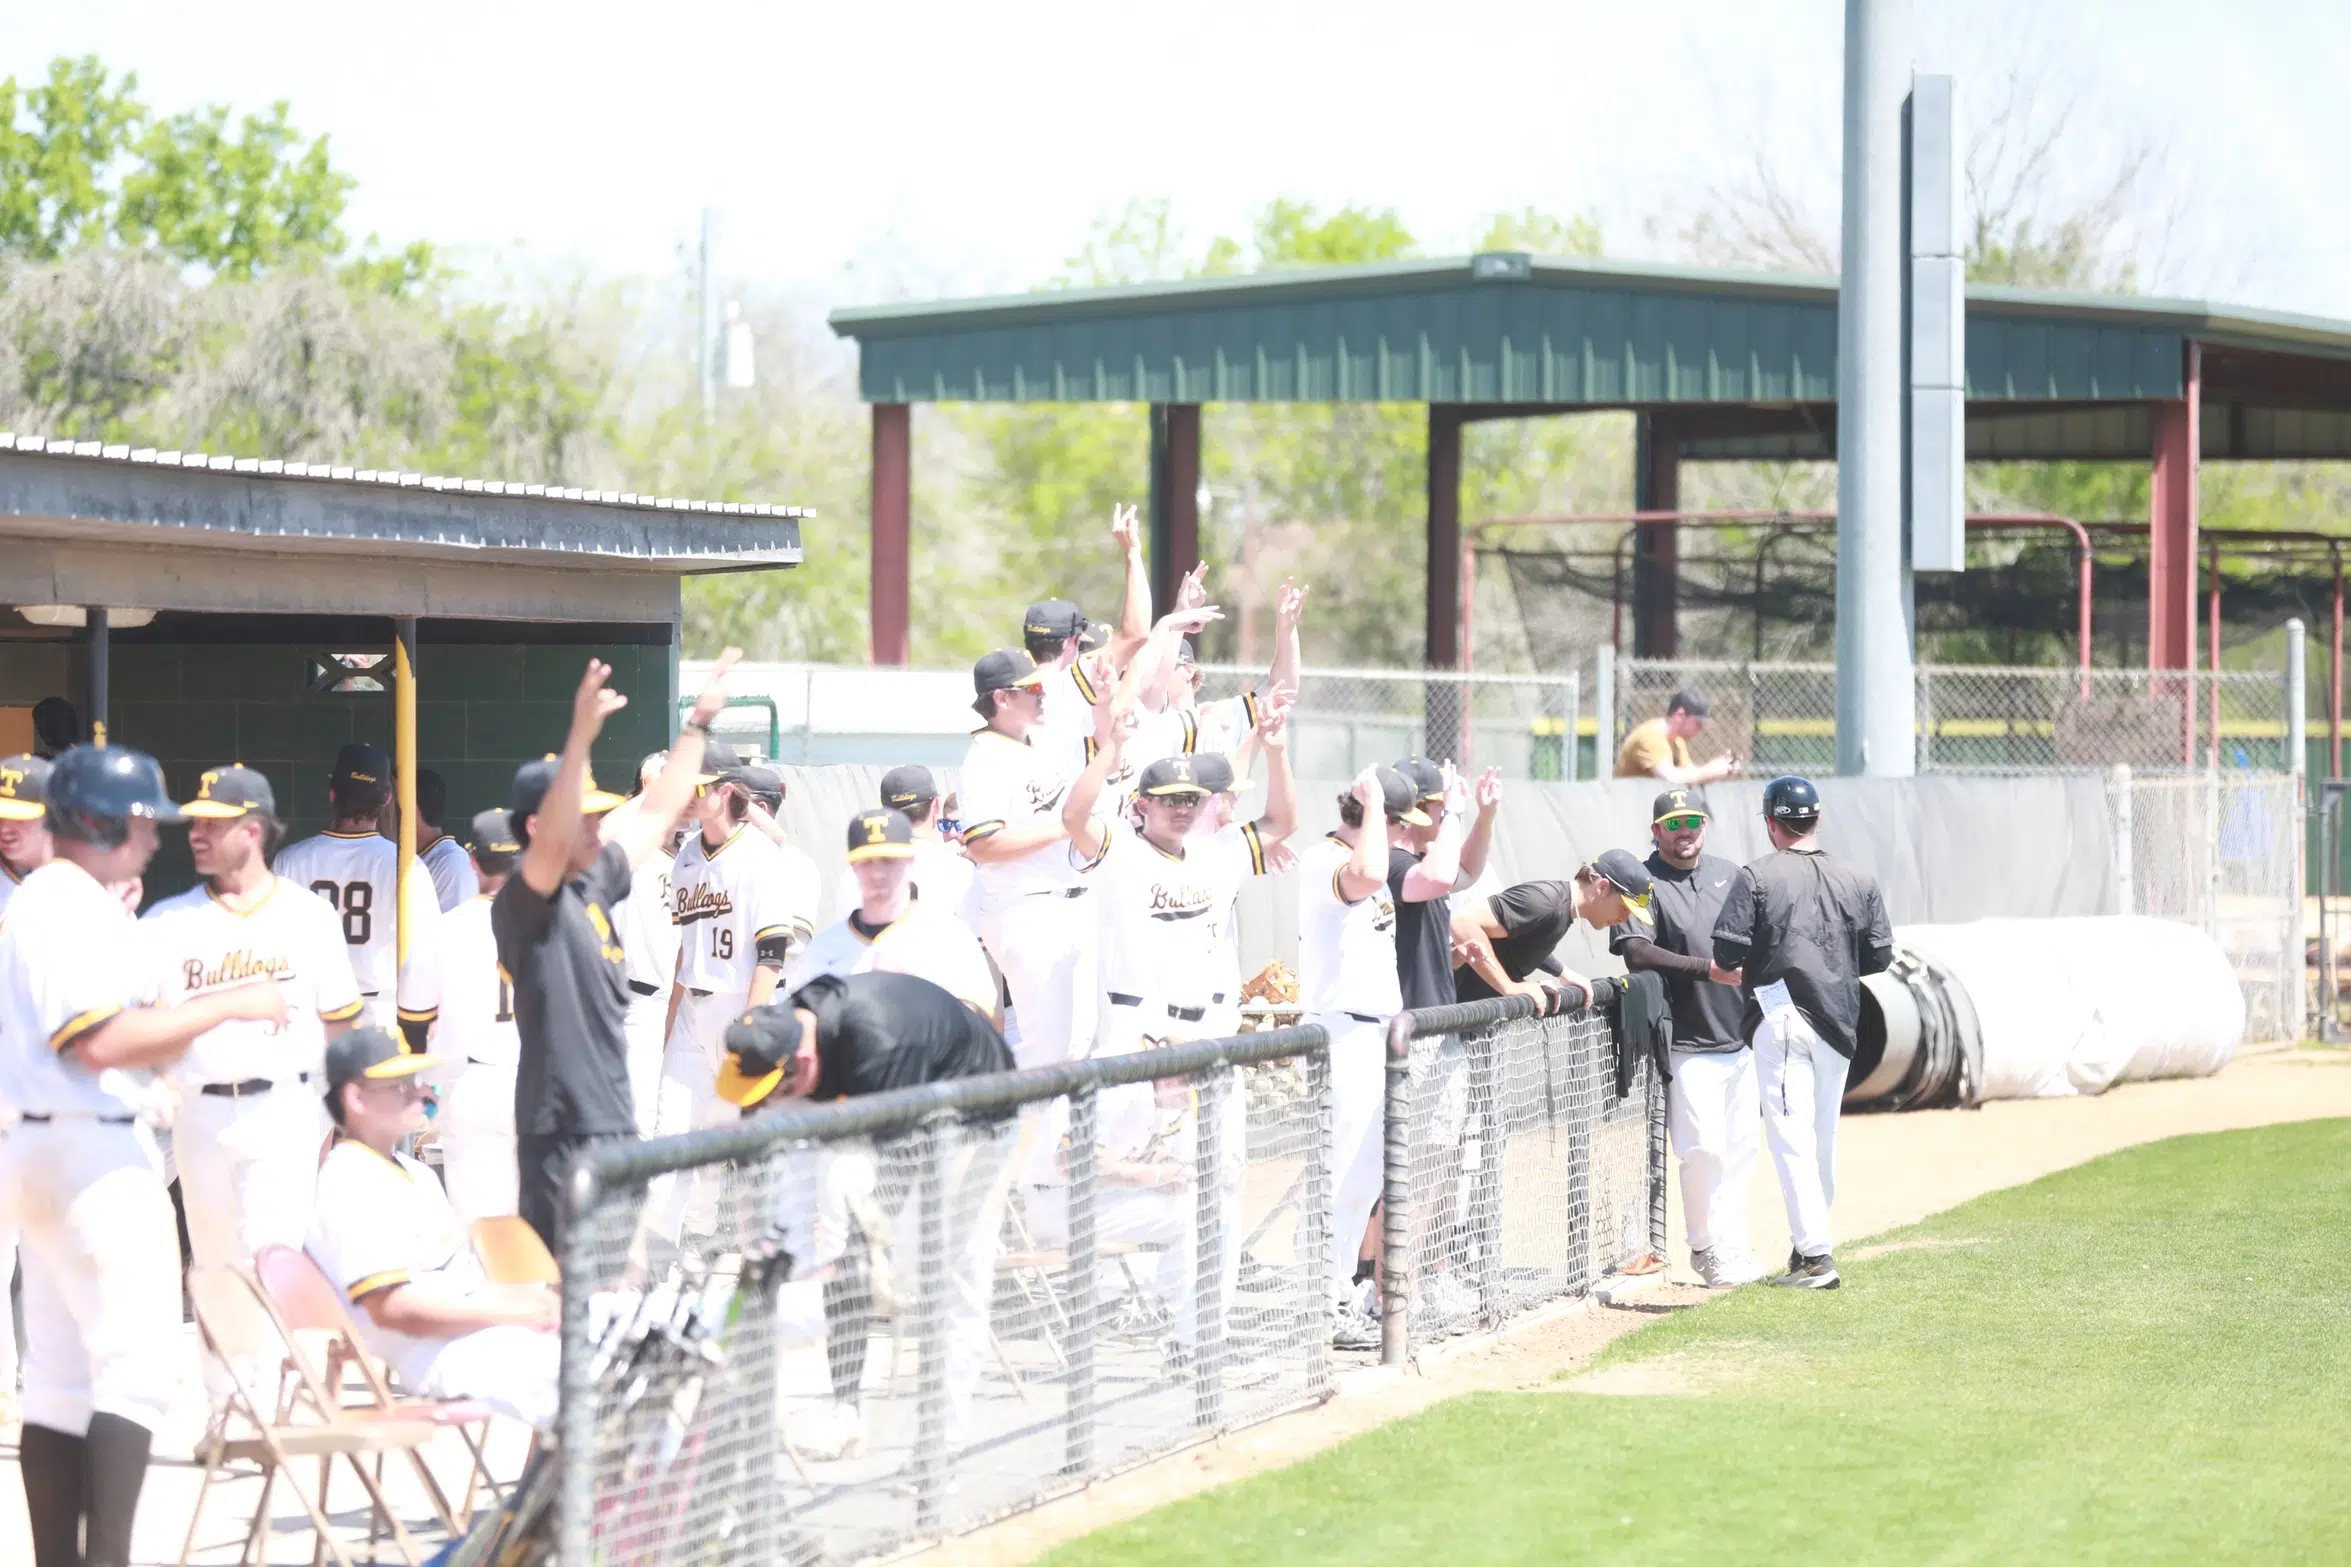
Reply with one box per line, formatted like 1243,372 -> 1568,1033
1476,206 -> 1604,258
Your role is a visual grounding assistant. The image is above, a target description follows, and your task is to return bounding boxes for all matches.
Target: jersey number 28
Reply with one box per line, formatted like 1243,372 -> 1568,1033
308,880 -> 374,945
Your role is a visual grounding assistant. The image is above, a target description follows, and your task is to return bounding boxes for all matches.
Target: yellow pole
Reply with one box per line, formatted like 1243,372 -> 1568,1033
394,618 -> 418,982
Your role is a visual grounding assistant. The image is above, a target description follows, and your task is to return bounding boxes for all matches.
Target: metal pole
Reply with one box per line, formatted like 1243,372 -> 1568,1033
699,206 -> 720,419
1378,1017 -> 1415,1367
394,617 -> 418,984
1192,1066 -> 1229,1431
2288,620 -> 2309,1042
1063,1085 -> 1098,1477
85,607 -> 109,745
555,1163 -> 601,1564
1833,0 -> 1917,777
2108,763 -> 2134,917
1594,644 -> 1617,779
913,1124 -> 950,1536
1564,671 -> 1582,783
1302,1038 -> 1334,1399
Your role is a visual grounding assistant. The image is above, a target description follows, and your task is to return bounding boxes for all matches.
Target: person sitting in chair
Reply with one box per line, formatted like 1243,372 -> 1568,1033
306,1026 -> 558,1429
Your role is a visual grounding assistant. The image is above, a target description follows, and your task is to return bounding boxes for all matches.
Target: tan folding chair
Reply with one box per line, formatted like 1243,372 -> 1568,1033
253,1246 -> 510,1534
470,1215 -> 560,1288
179,1264 -> 443,1567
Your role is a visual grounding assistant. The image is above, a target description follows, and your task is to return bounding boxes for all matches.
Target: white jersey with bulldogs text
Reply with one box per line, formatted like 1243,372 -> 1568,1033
141,876 -> 365,1085
1081,821 -> 1267,1010
273,829 -> 443,1029
620,842 -> 681,994
1297,832 -> 1403,1019
959,729 -> 1082,913
786,901 -> 998,1012
670,825 -> 818,995
420,834 -> 479,912
433,894 -> 520,1069
0,859 -> 161,1117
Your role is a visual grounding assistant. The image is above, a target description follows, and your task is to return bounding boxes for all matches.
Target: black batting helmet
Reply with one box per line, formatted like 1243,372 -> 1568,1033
1762,774 -> 1821,822
45,744 -> 183,846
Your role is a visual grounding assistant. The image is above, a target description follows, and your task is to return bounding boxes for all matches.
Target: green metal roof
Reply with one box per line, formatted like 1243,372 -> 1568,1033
828,254 -> 2351,459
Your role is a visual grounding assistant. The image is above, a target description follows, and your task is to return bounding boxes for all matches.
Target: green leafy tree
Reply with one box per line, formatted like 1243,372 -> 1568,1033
1475,206 -> 1604,257
0,56 -> 142,258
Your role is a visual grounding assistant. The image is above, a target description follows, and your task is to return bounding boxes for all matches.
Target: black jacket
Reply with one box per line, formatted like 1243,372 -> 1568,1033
1710,846 -> 1895,1058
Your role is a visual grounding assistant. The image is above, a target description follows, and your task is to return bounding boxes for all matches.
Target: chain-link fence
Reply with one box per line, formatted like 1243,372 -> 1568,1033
1615,657 -> 2295,776
1193,663 -> 1583,782
2111,767 -> 2305,1041
555,1028 -> 1333,1565
1383,996 -> 1665,1354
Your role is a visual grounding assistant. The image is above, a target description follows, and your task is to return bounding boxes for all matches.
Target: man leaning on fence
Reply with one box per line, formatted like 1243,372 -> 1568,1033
1611,789 -> 1764,1289
1614,690 -> 1742,785
1710,776 -> 1894,1291
717,969 -> 1016,1464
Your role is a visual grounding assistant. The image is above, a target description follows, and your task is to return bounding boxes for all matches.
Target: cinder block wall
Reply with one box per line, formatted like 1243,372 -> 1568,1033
0,626 -> 674,905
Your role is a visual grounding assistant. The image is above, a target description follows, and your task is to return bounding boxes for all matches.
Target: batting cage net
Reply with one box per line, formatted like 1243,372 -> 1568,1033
554,1029 -> 1335,1565
1193,662 -> 1584,782
1385,996 -> 1665,1354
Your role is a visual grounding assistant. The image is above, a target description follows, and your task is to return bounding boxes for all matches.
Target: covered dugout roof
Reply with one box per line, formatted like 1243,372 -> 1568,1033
0,433 -> 805,623
830,253 -> 2351,461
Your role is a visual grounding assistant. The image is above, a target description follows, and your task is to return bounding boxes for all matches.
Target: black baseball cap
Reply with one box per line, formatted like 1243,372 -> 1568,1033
1138,755 -> 1213,799
1023,599 -> 1085,643
468,807 -> 521,856
323,1025 -> 439,1104
331,743 -> 391,801
182,764 -> 277,819
1175,637 -> 1198,667
1394,756 -> 1446,804
693,738 -> 743,787
0,754 -> 51,821
972,648 -> 1047,718
739,762 -> 784,810
1190,752 -> 1237,794
1651,788 -> 1708,824
1371,766 -> 1431,828
1591,847 -> 1655,924
846,807 -> 917,862
510,754 -> 628,822
716,1004 -> 798,1109
1077,620 -> 1113,653
1667,690 -> 1711,718
880,765 -> 938,812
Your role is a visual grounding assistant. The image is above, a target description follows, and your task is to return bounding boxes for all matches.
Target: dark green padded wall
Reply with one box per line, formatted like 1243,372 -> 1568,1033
0,630 -> 672,906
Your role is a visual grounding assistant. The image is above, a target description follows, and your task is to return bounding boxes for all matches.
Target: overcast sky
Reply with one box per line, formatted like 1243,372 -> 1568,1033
8,0 -> 2349,317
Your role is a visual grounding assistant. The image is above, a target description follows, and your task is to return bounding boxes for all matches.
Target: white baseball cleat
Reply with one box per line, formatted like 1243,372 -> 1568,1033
1692,1247 -> 1768,1288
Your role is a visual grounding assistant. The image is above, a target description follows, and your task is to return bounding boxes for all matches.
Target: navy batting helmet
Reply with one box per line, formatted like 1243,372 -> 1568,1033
1762,774 -> 1821,822
45,744 -> 183,845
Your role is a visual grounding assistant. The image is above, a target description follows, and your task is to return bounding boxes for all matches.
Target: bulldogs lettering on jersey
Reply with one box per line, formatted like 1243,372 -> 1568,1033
1082,821 -> 1267,1009
669,824 -> 818,995
143,876 -> 363,1085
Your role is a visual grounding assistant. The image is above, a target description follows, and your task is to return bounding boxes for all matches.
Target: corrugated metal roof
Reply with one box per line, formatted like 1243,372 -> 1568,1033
0,433 -> 806,570
829,254 -> 2351,427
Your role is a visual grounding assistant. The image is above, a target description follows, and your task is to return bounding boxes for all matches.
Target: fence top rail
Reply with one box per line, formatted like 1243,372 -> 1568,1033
568,1024 -> 1329,1199
1194,661 -> 1575,686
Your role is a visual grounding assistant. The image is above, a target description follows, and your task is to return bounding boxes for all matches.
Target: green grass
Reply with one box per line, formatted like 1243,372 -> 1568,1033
1046,1120 -> 2351,1565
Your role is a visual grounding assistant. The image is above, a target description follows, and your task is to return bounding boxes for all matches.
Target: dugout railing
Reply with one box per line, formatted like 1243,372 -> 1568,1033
552,998 -> 1663,1563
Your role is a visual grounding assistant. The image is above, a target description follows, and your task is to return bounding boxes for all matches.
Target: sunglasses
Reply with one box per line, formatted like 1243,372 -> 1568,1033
1658,814 -> 1707,832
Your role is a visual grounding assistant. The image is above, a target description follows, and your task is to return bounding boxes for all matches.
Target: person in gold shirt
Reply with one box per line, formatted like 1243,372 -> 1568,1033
1615,690 -> 1743,785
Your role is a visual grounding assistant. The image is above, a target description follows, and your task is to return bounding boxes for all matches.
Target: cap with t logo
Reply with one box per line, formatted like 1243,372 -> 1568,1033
1651,788 -> 1708,824
845,807 -> 917,861
0,754 -> 52,821
1138,755 -> 1211,798
182,764 -> 277,819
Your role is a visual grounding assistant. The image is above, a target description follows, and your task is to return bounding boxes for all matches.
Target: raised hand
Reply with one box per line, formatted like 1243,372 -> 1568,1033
1276,579 -> 1308,626
1253,684 -> 1296,749
1175,561 -> 1211,612
1350,765 -> 1382,813
1261,838 -> 1300,874
572,659 -> 627,740
1156,604 -> 1224,636
687,647 -> 743,729
1474,766 -> 1503,811
1110,502 -> 1141,553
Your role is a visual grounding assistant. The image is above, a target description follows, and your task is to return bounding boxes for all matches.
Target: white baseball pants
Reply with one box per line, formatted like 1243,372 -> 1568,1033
1754,1005 -> 1850,1258
1667,1046 -> 1760,1257
436,1061 -> 520,1222
625,991 -> 669,1138
412,1323 -> 559,1431
647,989 -> 747,1245
175,1082 -> 328,1272
1315,1013 -> 1388,1306
981,894 -> 1099,1069
1,1234 -> 16,1399
0,1120 -> 182,1435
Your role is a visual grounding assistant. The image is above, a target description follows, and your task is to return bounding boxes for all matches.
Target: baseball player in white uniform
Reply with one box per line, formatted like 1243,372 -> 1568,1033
144,766 -> 365,1279
0,745 -> 287,1567
307,1027 -> 558,1430
790,808 -> 996,1013
616,750 -> 683,1135
411,769 -> 480,912
958,647 -> 1098,1069
650,745 -> 818,1243
273,742 -> 442,1045
0,753 -> 55,1429
1298,766 -> 1424,1344
830,766 -> 977,928
427,809 -> 526,1222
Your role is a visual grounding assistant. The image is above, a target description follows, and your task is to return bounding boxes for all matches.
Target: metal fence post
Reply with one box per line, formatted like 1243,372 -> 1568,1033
1064,1085 -> 1098,1477
1647,1034 -> 1670,1257
913,1121 -> 951,1536
1916,665 -> 1934,773
555,1161 -> 602,1566
1303,1036 -> 1334,1397
1192,1064 -> 1229,1431
1465,1024 -> 1504,1330
2206,766 -> 2223,940
1565,1017 -> 1595,1296
1564,670 -> 1582,782
2288,620 -> 2310,1041
2108,764 -> 2134,917
1379,1017 -> 1415,1366
1594,645 -> 1617,773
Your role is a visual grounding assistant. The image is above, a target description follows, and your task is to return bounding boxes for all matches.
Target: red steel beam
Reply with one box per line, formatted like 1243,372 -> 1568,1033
2148,342 -> 2203,673
1427,406 -> 1464,668
870,403 -> 911,666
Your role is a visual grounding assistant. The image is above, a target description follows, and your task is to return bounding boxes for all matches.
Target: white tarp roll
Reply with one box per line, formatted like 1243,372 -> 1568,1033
1896,916 -> 2244,1099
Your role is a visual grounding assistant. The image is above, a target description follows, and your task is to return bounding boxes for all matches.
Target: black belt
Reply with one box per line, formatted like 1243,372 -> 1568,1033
198,1071 -> 312,1098
1026,886 -> 1090,899
1109,993 -> 1211,1022
1346,1012 -> 1385,1025
17,1112 -> 135,1125
629,980 -> 661,997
